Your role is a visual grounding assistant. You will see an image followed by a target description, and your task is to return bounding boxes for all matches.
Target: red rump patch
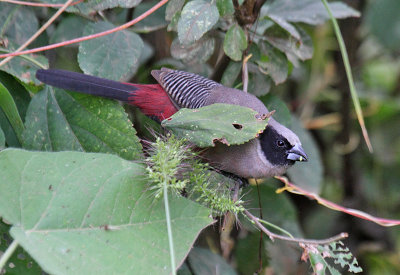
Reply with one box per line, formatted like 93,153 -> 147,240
124,83 -> 178,122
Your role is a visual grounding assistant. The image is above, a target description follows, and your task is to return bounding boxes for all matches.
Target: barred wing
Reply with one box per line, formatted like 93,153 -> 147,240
151,68 -> 222,109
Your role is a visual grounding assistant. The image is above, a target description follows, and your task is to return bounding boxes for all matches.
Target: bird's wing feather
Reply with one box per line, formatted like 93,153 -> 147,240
151,68 -> 222,109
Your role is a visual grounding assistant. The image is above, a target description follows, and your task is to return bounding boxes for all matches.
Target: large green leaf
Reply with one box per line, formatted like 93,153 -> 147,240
22,87 -> 142,160
177,0 -> 220,46
171,36 -> 215,64
286,116 -> 322,193
162,103 -> 270,148
224,24 -> 248,61
0,149 -> 213,275
78,21 -> 143,81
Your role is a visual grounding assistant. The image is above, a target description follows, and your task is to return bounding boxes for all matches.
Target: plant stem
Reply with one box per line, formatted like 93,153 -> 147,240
244,210 -> 348,245
0,240 -> 19,271
320,0 -> 373,152
163,181 -> 176,275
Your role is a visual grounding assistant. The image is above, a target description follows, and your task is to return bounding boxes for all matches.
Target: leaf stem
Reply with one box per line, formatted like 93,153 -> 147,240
163,181 -> 176,275
0,240 -> 19,271
320,0 -> 373,152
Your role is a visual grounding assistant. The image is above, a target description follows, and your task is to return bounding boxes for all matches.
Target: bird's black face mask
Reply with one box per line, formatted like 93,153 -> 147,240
259,127 -> 308,166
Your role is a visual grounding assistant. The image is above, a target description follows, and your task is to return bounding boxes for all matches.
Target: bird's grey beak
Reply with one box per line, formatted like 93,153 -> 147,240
287,144 -> 308,162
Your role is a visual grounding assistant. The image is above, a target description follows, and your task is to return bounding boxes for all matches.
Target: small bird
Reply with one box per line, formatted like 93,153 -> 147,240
36,68 -> 308,179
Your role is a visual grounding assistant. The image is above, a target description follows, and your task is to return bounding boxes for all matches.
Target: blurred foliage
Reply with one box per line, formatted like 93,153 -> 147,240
0,0 -> 399,274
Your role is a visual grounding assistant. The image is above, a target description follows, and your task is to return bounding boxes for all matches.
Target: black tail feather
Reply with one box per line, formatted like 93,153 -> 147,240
36,69 -> 137,101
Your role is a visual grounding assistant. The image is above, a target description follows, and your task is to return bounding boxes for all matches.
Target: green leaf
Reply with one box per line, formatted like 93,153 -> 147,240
0,126 -> 4,149
177,0 -> 220,46
162,103 -> 270,148
78,21 -> 144,81
0,80 -> 25,144
22,87 -> 142,160
257,42 -> 288,85
0,149 -> 213,275
224,24 -> 248,61
217,0 -> 234,17
166,0 -> 185,21
265,25 -> 313,65
171,36 -> 215,64
0,3 -> 38,45
264,0 -> 360,26
185,247 -> 237,274
133,0 -> 168,33
286,116 -> 322,193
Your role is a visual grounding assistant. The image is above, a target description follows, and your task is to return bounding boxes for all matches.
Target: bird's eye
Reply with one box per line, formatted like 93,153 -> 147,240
276,140 -> 285,147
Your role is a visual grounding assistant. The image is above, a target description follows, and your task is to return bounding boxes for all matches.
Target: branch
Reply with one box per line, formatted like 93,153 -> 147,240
244,209 -> 348,245
0,0 -> 76,68
0,0 -> 169,60
0,0 -> 84,7
275,176 -> 400,227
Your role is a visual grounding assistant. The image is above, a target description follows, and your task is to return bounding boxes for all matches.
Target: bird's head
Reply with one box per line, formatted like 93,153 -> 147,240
259,119 -> 308,168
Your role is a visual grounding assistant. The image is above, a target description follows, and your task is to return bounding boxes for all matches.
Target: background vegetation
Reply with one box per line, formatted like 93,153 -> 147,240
0,0 -> 399,274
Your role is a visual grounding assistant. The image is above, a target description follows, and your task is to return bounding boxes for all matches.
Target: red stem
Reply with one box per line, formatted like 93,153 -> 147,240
0,0 -> 169,59
1,0 -> 84,7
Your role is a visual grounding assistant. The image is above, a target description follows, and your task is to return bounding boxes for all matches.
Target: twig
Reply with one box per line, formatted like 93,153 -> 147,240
0,0 -> 76,68
244,209 -> 348,245
0,0 -> 84,7
0,0 -> 169,59
275,176 -> 400,227
242,54 -> 252,93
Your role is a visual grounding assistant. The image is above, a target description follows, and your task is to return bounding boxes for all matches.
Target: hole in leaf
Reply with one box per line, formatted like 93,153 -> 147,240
233,123 -> 243,130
